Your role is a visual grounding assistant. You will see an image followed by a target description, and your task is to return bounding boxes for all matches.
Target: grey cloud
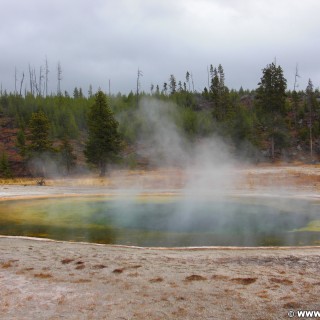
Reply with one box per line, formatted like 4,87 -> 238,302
1,0 -> 320,94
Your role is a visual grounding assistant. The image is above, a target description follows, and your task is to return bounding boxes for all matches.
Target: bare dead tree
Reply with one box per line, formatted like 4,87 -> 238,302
136,68 -> 143,106
28,64 -> 34,95
33,67 -> 39,96
186,71 -> 190,91
190,72 -> 195,92
19,72 -> 25,96
293,64 -> 300,92
57,62 -> 62,96
306,79 -> 314,162
27,66 -> 39,96
14,67 -> 17,95
136,68 -> 143,95
292,63 -> 300,127
38,66 -> 45,97
45,57 -> 49,97
39,66 -> 42,96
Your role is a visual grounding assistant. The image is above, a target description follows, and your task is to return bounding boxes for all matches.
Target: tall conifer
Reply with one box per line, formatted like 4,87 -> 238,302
84,90 -> 122,176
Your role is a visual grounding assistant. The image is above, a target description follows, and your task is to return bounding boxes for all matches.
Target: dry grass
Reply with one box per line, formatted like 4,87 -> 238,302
2,164 -> 320,194
0,176 -> 111,187
1,261 -> 13,269
1,260 -> 18,268
239,164 -> 320,191
0,178 -> 37,185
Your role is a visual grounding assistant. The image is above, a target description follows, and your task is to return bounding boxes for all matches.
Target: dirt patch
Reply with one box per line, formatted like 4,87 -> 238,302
231,277 -> 257,285
75,264 -> 85,270
283,301 -> 301,309
270,277 -> 293,285
211,274 -> 229,281
92,264 -> 107,269
34,273 -> 53,279
112,268 -> 124,274
185,274 -> 207,281
149,277 -> 164,283
61,258 -> 74,264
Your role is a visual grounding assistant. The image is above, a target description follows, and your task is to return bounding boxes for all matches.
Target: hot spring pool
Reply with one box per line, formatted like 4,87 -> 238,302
0,195 -> 320,247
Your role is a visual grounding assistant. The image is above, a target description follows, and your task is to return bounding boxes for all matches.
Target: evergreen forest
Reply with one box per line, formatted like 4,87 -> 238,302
0,62 -> 319,178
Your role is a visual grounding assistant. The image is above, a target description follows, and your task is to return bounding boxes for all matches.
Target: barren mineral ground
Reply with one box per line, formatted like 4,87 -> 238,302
1,164 -> 320,319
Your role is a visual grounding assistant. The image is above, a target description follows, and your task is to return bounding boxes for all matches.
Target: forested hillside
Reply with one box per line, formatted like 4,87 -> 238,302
0,63 -> 319,177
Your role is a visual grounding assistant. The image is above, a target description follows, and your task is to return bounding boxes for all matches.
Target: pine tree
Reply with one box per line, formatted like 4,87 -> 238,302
162,82 -> 168,95
210,67 -> 220,118
73,87 -> 79,99
256,63 -> 287,114
16,128 -> 27,158
186,71 -> 190,91
209,64 -> 230,121
0,152 -> 12,178
27,110 -> 53,178
169,74 -> 177,95
210,67 -> 219,100
79,88 -> 83,98
28,110 -> 52,154
59,137 -> 77,175
218,64 -> 228,119
256,62 -> 287,159
218,64 -> 224,88
155,85 -> 160,95
88,84 -> 93,98
84,90 -> 122,176
306,79 -> 316,161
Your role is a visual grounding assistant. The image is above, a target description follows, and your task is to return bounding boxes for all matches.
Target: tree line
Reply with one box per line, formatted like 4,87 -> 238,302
0,61 -> 319,178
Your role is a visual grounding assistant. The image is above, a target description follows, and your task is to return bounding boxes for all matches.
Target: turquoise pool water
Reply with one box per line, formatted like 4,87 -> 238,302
0,195 -> 319,246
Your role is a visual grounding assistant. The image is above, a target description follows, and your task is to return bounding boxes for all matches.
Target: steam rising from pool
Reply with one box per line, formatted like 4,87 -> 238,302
106,97 -> 239,201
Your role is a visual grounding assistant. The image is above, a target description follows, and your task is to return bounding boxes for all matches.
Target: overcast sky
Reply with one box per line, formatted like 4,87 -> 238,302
1,0 -> 319,95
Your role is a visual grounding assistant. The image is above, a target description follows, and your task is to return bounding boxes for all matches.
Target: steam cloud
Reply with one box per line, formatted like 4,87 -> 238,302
135,97 -> 238,195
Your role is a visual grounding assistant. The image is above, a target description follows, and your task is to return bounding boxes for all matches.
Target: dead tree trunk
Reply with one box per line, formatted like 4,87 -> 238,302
19,72 -> 25,96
